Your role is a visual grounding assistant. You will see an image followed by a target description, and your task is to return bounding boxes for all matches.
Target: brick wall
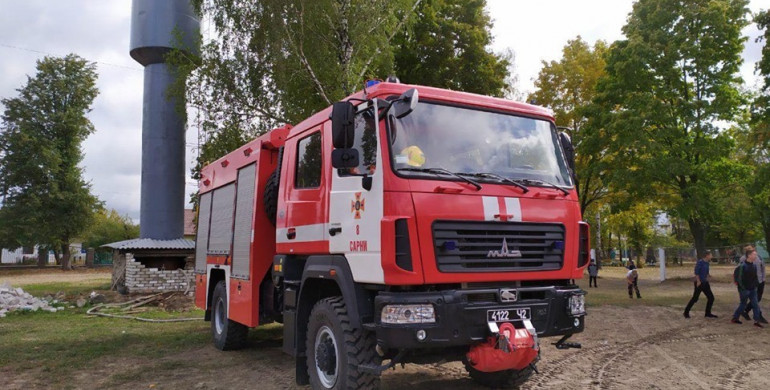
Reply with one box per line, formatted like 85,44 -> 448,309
124,254 -> 195,293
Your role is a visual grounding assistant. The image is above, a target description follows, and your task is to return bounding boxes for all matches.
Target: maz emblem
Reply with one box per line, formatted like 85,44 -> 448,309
487,238 -> 522,258
500,289 -> 518,303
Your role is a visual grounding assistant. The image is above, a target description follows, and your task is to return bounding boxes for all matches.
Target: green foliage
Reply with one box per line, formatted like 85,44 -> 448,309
392,0 -> 510,97
0,54 -> 102,269
81,209 -> 139,250
529,37 -> 609,214
176,0 -> 423,182
591,0 -> 749,256
605,202 -> 657,259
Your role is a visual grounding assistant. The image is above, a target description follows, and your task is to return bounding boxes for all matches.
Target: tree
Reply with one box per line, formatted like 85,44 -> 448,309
529,37 -> 609,214
0,54 -> 101,270
591,0 -> 749,257
392,0 -> 511,97
82,209 -> 139,251
605,202 -> 657,264
181,0 -> 419,169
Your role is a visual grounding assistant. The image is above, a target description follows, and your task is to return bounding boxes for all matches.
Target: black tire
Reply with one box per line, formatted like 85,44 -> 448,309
463,355 -> 538,389
306,296 -> 380,389
263,170 -> 279,226
211,280 -> 248,350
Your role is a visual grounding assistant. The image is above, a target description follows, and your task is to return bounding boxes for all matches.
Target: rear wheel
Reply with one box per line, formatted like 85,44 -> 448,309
306,296 -> 380,389
211,281 -> 248,350
263,170 -> 279,225
463,356 -> 538,389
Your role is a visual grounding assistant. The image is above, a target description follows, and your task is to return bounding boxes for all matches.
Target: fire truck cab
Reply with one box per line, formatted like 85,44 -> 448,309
195,82 -> 589,389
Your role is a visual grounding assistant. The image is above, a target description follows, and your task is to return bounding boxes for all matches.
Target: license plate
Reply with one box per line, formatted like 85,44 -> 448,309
487,308 -> 531,323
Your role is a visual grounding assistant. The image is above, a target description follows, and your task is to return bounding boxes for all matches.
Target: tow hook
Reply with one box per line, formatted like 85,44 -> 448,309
496,323 -> 516,353
359,349 -> 408,375
553,333 -> 582,350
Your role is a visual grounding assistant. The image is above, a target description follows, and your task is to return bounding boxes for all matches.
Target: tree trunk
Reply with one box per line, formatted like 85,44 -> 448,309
60,243 -> 71,271
54,249 -> 61,265
687,218 -> 706,260
37,247 -> 47,268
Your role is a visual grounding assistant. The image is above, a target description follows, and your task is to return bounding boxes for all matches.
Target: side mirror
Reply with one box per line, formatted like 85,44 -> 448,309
331,148 -> 360,169
331,101 -> 355,148
559,131 -> 576,174
393,88 -> 419,119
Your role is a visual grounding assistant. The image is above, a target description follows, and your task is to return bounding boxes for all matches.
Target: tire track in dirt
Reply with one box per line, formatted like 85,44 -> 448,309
717,358 -> 770,390
628,310 -> 710,390
524,320 -> 705,390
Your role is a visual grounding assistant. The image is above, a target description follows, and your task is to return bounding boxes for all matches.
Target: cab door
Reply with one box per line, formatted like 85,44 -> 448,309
328,101 -> 385,283
278,128 -> 328,253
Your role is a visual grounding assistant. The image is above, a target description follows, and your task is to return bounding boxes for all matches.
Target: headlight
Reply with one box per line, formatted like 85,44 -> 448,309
381,304 -> 436,324
568,294 -> 586,316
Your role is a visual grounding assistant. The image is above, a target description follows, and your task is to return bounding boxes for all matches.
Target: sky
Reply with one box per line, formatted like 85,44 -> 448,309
0,0 -> 769,223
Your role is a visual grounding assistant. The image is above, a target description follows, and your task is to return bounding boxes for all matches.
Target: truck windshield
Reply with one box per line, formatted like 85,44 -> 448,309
388,102 -> 573,187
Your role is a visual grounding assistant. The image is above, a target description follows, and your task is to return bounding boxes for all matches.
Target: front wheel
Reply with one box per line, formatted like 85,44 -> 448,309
211,280 -> 248,350
463,357 -> 537,389
306,296 -> 380,389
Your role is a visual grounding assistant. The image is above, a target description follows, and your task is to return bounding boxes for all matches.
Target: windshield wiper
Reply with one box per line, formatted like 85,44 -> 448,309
459,172 -> 529,193
519,178 -> 570,195
398,167 -> 482,190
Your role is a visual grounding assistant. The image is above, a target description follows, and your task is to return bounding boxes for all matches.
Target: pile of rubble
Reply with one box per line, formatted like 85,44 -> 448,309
0,283 -> 64,317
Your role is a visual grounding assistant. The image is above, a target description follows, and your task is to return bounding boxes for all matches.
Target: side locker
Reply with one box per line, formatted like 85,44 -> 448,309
208,184 -> 236,256
232,164 -> 256,279
229,163 -> 258,326
194,191 -> 213,309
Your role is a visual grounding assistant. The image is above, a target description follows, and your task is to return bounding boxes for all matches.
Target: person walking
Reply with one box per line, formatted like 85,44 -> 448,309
587,260 -> 599,288
683,250 -> 717,319
741,245 -> 767,323
731,249 -> 765,328
627,268 -> 641,298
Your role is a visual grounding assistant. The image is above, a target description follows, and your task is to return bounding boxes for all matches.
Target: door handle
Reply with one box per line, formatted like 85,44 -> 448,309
286,227 -> 296,240
329,226 -> 342,236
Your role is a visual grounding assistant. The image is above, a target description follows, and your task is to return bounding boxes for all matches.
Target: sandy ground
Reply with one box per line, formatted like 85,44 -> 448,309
4,266 -> 770,389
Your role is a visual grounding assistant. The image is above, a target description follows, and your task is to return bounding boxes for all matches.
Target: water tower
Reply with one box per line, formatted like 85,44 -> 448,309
106,0 -> 200,294
130,0 -> 200,240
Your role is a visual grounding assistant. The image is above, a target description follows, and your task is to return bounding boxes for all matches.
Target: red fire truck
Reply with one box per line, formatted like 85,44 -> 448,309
194,81 -> 589,389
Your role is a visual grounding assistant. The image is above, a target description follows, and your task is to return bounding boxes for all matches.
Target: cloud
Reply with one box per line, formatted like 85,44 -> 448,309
0,1 -> 199,224
487,0 -> 769,94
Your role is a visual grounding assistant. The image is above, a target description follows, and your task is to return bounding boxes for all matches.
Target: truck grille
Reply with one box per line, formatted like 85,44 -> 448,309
432,221 -> 565,272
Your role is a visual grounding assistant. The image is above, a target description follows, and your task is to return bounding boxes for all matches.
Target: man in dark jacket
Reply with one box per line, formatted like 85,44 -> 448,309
741,245 -> 767,323
732,249 -> 764,328
684,250 -> 717,318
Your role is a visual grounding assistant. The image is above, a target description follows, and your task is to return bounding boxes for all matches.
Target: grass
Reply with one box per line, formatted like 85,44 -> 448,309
583,263 -> 740,308
20,280 -> 112,297
0,279 -> 211,388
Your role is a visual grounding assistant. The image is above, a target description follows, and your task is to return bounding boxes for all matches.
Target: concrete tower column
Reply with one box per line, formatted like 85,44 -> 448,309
129,0 -> 200,240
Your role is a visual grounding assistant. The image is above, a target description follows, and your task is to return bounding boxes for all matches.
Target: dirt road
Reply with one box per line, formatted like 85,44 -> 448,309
28,303 -> 764,390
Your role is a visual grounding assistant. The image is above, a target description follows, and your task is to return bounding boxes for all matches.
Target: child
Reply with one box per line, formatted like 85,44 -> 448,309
627,268 -> 641,298
587,260 -> 599,288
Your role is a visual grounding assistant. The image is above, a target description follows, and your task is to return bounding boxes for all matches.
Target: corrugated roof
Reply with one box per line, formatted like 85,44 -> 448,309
102,238 -> 195,250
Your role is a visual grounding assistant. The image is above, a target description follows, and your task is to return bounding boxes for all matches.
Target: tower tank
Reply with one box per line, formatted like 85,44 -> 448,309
129,0 -> 200,240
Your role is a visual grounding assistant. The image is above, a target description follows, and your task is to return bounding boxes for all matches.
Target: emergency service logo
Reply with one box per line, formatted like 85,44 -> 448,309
351,192 -> 365,219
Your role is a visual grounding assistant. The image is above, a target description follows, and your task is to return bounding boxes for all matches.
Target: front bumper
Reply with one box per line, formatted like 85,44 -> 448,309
373,285 -> 585,350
